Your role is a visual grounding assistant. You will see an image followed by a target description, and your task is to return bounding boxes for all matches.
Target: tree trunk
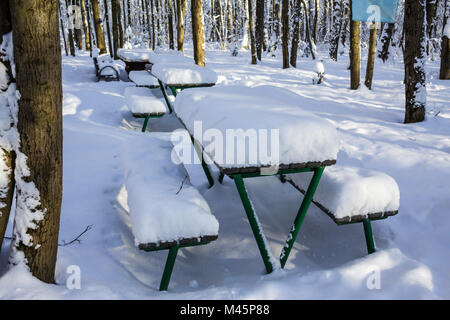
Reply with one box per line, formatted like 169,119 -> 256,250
226,0 -> 233,43
191,0 -> 205,66
440,0 -> 450,79
256,0 -> 264,61
74,1 -> 83,50
176,0 -> 186,53
91,0 -> 107,53
313,0 -> 319,44
155,0 -> 161,46
0,1 -> 16,257
86,0 -> 94,56
66,0 -> 76,56
281,0 -> 289,68
150,0 -> 156,49
364,24 -> 377,90
404,0 -> 426,123
349,1 -> 360,90
168,0 -> 175,49
118,0 -> 124,48
329,0 -> 342,61
378,23 -> 394,62
58,0 -> 69,56
290,0 -> 301,67
103,0 -> 113,57
248,0 -> 257,64
112,0 -> 119,58
301,0 -> 316,60
80,0 -> 91,51
9,0 -> 63,284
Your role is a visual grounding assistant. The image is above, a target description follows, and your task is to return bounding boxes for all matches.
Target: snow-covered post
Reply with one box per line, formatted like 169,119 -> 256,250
404,0 -> 427,123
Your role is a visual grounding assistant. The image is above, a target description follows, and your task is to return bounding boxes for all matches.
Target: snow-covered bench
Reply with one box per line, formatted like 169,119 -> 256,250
93,53 -> 119,82
173,85 -> 339,273
151,62 -> 218,110
124,86 -> 167,132
281,165 -> 400,254
122,135 -> 219,291
128,70 -> 159,88
117,48 -> 153,73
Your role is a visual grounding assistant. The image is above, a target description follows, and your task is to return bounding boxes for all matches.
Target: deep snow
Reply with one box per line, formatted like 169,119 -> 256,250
0,46 -> 449,299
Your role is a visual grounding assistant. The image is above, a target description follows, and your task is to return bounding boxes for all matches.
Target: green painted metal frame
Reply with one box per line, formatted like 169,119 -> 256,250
153,240 -> 213,291
134,113 -> 165,132
157,79 -> 174,113
230,166 -> 326,273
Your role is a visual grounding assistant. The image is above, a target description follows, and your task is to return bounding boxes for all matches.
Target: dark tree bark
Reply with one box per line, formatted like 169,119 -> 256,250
378,23 -> 394,62
440,0 -> 450,79
112,0 -> 119,58
168,0 -> 175,49
66,0 -> 76,56
91,0 -> 107,54
58,0 -> 69,56
0,0 -> 15,257
248,0 -> 257,64
281,0 -> 289,68
86,0 -> 94,56
191,0 -> 205,66
150,0 -> 156,49
329,0 -> 342,61
103,0 -> 113,57
290,0 -> 301,67
256,0 -> 265,60
404,0 -> 426,123
9,0 -> 63,284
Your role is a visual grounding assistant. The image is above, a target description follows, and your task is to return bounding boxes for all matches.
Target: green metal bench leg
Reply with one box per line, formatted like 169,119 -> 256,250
234,174 -> 277,273
158,79 -> 173,113
280,167 -> 325,268
159,245 -> 179,291
141,115 -> 150,132
363,219 -> 376,254
190,135 -> 215,188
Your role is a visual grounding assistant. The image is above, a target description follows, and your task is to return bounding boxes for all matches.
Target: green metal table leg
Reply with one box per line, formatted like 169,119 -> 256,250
142,115 -> 150,132
170,86 -> 178,97
363,219 -> 376,254
218,172 -> 225,184
190,135 -> 215,188
159,245 -> 179,291
158,79 -> 173,113
280,167 -> 325,268
234,174 -> 277,273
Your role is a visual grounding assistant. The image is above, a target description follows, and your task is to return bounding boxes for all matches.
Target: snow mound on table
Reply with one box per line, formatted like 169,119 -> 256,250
124,86 -> 167,114
174,85 -> 339,169
122,135 -> 219,245
128,70 -> 159,87
147,52 -> 192,65
290,165 -> 400,219
117,48 -> 153,62
151,62 -> 218,85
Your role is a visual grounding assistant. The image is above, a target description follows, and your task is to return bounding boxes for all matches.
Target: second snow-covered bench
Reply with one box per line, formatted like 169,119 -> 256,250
122,134 -> 219,291
281,165 -> 400,254
124,86 -> 168,132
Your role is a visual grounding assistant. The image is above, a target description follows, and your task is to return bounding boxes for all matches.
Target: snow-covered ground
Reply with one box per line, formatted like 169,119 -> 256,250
0,46 -> 449,299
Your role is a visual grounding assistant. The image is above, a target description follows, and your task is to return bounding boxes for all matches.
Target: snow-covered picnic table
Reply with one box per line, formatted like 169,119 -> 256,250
174,85 -> 339,272
151,61 -> 218,111
173,85 -> 399,273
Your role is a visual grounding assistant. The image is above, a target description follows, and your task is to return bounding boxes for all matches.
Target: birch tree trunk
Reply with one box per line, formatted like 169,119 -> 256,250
9,0 -> 63,284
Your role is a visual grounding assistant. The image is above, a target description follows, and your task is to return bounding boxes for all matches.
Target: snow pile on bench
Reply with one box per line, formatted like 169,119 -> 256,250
124,87 -> 167,116
128,70 -> 159,87
290,165 -> 400,223
151,62 -> 218,86
174,85 -> 339,170
122,135 -> 219,246
117,48 -> 153,62
97,54 -> 119,77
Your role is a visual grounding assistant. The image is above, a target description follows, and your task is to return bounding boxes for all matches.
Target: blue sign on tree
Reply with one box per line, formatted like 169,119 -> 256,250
352,0 -> 399,23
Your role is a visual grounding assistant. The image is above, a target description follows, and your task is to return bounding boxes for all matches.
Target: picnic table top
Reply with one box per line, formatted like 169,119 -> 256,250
173,85 -> 339,175
117,48 -> 192,64
151,62 -> 218,87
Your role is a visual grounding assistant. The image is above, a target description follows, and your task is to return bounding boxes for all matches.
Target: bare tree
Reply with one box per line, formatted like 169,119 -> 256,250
440,0 -> 450,79
192,0 -> 205,66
